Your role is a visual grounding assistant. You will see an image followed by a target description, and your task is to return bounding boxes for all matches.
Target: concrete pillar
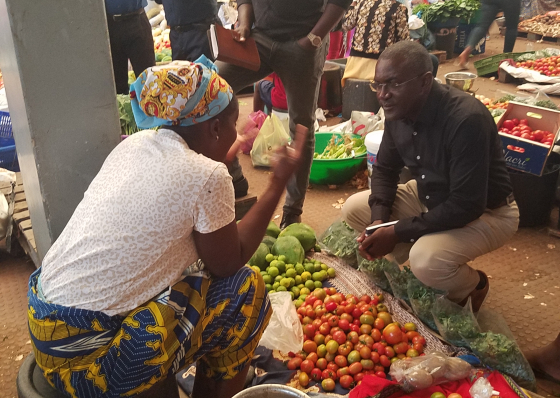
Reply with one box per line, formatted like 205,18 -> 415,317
0,0 -> 121,261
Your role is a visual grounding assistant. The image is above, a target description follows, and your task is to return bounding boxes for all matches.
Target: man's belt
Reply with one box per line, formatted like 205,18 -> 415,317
489,193 -> 515,209
109,8 -> 144,22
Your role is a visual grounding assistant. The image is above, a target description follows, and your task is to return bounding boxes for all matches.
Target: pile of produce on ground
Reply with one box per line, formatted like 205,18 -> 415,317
313,134 -> 367,160
514,55 -> 560,77
498,117 -> 556,146
288,288 -> 427,391
518,13 -> 560,37
249,222 -> 333,299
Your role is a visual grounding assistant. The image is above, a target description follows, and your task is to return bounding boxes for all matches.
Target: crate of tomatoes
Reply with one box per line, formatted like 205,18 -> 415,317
497,101 -> 560,176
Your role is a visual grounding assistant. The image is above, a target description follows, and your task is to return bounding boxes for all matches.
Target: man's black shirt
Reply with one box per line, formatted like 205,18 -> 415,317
369,81 -> 513,242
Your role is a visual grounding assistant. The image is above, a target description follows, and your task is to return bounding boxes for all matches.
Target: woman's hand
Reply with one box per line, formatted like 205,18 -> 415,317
270,124 -> 308,184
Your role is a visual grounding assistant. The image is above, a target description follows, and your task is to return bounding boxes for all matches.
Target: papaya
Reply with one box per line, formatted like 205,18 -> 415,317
278,223 -> 317,252
248,243 -> 270,271
266,221 -> 281,238
272,236 -> 305,265
261,235 -> 277,250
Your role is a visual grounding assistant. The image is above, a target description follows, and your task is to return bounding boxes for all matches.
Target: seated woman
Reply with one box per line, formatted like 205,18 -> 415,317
27,57 -> 307,398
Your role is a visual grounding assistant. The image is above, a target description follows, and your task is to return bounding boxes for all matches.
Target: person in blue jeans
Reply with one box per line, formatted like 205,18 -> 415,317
457,0 -> 521,69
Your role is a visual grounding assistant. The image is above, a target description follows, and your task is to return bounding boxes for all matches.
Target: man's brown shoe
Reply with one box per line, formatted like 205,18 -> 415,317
460,270 -> 490,313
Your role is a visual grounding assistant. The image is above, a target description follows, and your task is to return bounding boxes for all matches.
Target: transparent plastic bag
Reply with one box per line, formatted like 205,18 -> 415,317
384,263 -> 414,306
250,114 -> 290,167
240,110 -> 267,155
407,278 -> 446,331
389,351 -> 472,392
432,296 -> 481,347
357,255 -> 393,293
464,309 -> 536,391
319,219 -> 359,268
259,292 -> 304,354
469,376 -> 494,398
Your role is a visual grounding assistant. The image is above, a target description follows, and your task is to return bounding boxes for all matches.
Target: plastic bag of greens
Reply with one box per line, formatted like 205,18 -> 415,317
432,296 -> 480,347
384,263 -> 414,306
464,332 -> 536,391
357,255 -> 393,293
407,278 -> 446,331
319,219 -> 359,268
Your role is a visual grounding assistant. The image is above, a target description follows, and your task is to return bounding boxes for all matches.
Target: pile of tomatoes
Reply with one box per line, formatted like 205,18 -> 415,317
288,287 -> 427,392
499,118 -> 556,147
515,56 -> 560,77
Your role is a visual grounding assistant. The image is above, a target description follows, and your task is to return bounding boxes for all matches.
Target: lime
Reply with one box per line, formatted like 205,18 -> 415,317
291,286 -> 301,298
289,291 -> 295,300
288,278 -> 295,288
272,282 -> 280,290
314,281 -> 322,289
265,253 -> 274,263
313,263 -> 322,272
320,263 -> 328,271
265,284 -> 273,292
295,275 -> 303,285
404,322 -> 417,331
268,267 -> 279,278
278,255 -> 287,263
286,263 -> 294,270
431,393 -> 446,398
251,266 -> 261,273
297,284 -> 304,289
301,271 -> 312,282
260,270 -> 268,276
280,278 -> 291,288
263,275 -> 272,284
304,280 -> 316,290
270,260 -> 279,268
319,270 -> 328,281
286,268 -> 297,278
312,272 -> 324,282
294,299 -> 304,308
300,287 -> 310,296
295,263 -> 305,275
276,261 -> 287,274
275,275 -> 283,282
299,294 -> 308,301
276,285 -> 287,292
304,263 -> 315,273
327,268 -> 336,278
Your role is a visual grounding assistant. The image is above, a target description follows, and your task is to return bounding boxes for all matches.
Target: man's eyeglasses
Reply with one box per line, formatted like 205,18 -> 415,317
370,72 -> 428,92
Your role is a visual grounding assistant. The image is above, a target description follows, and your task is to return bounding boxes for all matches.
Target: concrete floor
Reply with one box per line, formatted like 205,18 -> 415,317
1,30 -> 560,398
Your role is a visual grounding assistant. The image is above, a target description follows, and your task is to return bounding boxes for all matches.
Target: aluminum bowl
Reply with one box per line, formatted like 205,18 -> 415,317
232,385 -> 310,398
444,72 -> 478,92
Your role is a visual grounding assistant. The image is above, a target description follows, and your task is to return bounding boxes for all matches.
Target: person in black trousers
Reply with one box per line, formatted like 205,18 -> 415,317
106,0 -> 155,94
458,0 -> 521,69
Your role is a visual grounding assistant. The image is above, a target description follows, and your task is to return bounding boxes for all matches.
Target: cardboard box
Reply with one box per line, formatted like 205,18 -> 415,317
497,102 -> 560,176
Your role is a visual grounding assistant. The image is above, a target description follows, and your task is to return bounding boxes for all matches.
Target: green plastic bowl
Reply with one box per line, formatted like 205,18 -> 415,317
309,132 -> 366,185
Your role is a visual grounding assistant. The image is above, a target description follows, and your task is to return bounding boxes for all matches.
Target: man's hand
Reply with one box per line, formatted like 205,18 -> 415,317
358,225 -> 399,261
232,24 -> 251,42
297,36 -> 316,51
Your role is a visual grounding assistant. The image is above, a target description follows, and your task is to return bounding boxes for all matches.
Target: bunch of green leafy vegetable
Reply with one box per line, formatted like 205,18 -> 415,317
468,332 -> 536,391
117,94 -> 140,136
314,134 -> 367,160
384,264 -> 414,306
407,278 -> 446,331
432,296 -> 480,347
358,256 -> 393,293
320,220 -> 359,268
413,0 -> 480,24
535,99 -> 559,110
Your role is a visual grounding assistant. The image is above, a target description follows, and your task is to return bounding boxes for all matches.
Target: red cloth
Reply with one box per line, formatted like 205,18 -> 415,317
350,370 -> 527,398
327,31 -> 352,60
270,73 -> 288,110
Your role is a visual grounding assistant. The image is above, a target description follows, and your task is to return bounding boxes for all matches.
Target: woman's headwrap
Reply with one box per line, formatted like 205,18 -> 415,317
130,55 -> 233,129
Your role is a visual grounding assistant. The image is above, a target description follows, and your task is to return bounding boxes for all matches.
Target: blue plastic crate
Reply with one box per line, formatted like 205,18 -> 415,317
0,144 -> 19,172
0,111 -> 14,147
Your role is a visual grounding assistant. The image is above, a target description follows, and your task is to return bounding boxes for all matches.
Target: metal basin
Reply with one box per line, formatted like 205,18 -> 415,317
232,385 -> 310,398
444,72 -> 478,92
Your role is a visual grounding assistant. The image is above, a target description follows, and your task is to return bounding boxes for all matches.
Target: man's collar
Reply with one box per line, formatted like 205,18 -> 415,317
414,80 -> 444,126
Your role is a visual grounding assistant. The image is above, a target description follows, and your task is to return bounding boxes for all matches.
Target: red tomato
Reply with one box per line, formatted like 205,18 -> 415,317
371,329 -> 382,342
385,346 -> 396,358
303,340 -> 318,354
352,308 -> 363,319
372,342 -> 386,356
332,331 -> 346,345
316,358 -> 327,370
338,342 -> 353,356
359,334 -> 374,348
361,358 -> 374,370
502,120 -> 515,130
314,335 -> 326,347
519,119 -> 529,125
370,351 -> 380,363
354,372 -> 365,382
322,369 -> 337,381
376,371 -> 386,379
339,374 -> 354,389
359,346 -> 372,359
348,362 -> 363,375
337,366 -> 350,378
303,324 -> 316,337
512,118 -> 519,125
533,131 -> 545,141
287,357 -> 302,370
327,315 -> 339,327
383,324 -> 403,345
338,319 -> 351,332
413,343 -> 424,354
379,354 -> 391,367
347,331 -> 359,345
307,352 -> 319,364
319,323 -> 331,336
350,324 -> 360,333
300,359 -> 314,373
325,352 -> 336,362
374,318 -> 385,330
325,301 -> 337,312
406,348 -> 420,357
310,368 -> 323,382
340,313 -> 353,323
335,354 -> 348,367
360,295 -> 371,304
393,342 -> 409,355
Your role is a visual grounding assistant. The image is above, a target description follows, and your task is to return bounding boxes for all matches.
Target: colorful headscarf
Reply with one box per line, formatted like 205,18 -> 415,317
130,55 -> 233,129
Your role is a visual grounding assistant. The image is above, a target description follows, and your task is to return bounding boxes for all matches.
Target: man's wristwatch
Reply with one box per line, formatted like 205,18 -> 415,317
307,32 -> 322,48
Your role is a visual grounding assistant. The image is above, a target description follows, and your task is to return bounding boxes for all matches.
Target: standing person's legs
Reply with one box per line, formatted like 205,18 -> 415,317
125,13 -> 156,80
501,0 -> 521,52
107,17 -> 131,94
458,0 -> 499,67
170,29 -> 215,62
274,38 -> 329,226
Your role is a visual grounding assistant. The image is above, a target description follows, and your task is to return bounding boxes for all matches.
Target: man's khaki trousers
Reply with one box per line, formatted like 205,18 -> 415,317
342,180 -> 520,301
